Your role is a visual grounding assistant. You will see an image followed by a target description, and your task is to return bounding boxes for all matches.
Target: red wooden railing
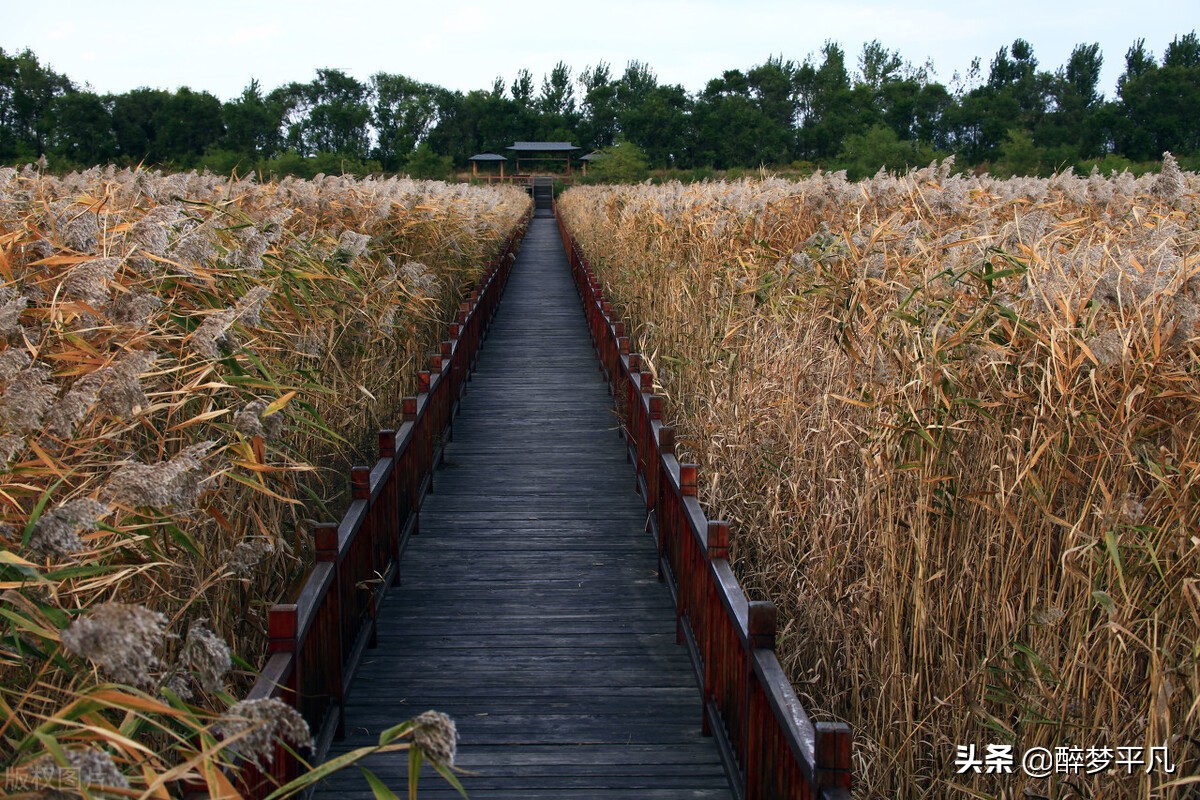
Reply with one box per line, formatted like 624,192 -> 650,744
234,209 -> 531,796
556,211 -> 853,800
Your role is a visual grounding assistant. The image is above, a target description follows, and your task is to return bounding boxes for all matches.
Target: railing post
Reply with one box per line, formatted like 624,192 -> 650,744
417,371 -> 433,491
312,522 -> 345,741
351,466 -> 370,497
351,466 -> 377,650
816,722 -> 853,797
313,523 -> 338,563
379,430 -> 401,586
379,429 -> 396,460
659,426 -> 675,456
702,521 -> 729,736
648,393 -> 662,420
267,604 -> 299,707
268,604 -> 298,655
746,601 -> 777,800
402,397 -> 420,538
266,603 -> 300,778
427,355 -> 446,466
747,601 -> 776,650
440,341 -> 456,436
680,464 -> 698,497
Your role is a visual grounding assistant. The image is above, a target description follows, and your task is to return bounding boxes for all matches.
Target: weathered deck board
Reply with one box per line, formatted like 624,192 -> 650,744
314,216 -> 733,799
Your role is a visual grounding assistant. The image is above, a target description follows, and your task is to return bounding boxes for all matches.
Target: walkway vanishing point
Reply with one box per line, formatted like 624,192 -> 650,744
313,205 -> 734,799
252,187 -> 853,800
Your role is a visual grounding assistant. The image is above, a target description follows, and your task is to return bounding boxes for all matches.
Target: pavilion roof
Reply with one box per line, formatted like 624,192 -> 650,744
507,141 -> 580,152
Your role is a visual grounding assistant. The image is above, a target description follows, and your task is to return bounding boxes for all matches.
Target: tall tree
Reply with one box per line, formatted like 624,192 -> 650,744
1115,32 -> 1200,159
578,62 -> 618,150
110,88 -> 171,162
694,68 -> 790,167
615,60 -> 659,124
948,39 -> 1051,164
538,62 -> 576,119
795,42 -> 857,161
748,56 -> 800,132
510,69 -> 534,110
154,87 -> 224,164
858,40 -> 904,89
222,80 -> 284,159
276,69 -> 372,158
1041,43 -> 1104,159
47,90 -> 116,165
0,47 -> 72,158
372,72 -> 439,170
621,83 -> 692,168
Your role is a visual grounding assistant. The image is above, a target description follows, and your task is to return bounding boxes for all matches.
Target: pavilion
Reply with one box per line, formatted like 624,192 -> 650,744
506,141 -> 581,178
467,152 -> 508,179
579,150 -> 605,177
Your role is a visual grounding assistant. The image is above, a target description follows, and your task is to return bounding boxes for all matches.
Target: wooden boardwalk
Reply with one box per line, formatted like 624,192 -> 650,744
313,213 -> 734,799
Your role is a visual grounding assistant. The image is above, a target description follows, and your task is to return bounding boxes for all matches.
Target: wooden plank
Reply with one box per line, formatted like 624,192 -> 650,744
313,217 -> 732,799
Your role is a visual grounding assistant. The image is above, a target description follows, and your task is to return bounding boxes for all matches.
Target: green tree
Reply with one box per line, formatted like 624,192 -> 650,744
47,90 -> 116,165
748,57 -> 800,132
994,128 -> 1047,176
879,79 -> 952,150
947,39 -> 1052,164
1114,32 -> 1200,159
274,70 -> 372,159
426,86 -> 513,166
795,42 -> 858,162
222,80 -> 284,159
537,61 -> 578,135
614,61 -> 659,129
694,69 -> 790,168
836,124 -> 936,179
405,142 -> 452,180
578,62 -> 618,149
1040,43 -> 1105,161
0,47 -> 72,158
511,69 -> 535,110
303,69 -> 372,158
154,87 -> 224,164
622,84 -> 692,168
110,88 -> 171,162
585,140 -> 649,183
372,73 -> 439,170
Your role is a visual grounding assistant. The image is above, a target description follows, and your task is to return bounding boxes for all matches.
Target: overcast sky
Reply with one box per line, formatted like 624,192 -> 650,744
2,0 -> 1194,102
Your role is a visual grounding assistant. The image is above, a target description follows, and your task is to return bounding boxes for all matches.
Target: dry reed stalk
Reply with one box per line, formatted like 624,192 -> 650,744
0,164 -> 529,792
560,162 -> 1199,798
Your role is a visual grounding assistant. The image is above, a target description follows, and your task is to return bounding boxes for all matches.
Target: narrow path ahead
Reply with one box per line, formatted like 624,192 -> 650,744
314,214 -> 734,799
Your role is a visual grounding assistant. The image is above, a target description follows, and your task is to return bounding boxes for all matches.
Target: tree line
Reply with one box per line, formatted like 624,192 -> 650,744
2,33 -> 1197,180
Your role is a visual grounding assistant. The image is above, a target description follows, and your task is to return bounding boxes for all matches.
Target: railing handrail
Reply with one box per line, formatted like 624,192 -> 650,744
556,210 -> 853,800
234,208 -> 532,795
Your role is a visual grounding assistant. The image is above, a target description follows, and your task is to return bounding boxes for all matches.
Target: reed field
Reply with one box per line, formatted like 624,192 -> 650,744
0,164 -> 528,795
559,158 -> 1199,798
